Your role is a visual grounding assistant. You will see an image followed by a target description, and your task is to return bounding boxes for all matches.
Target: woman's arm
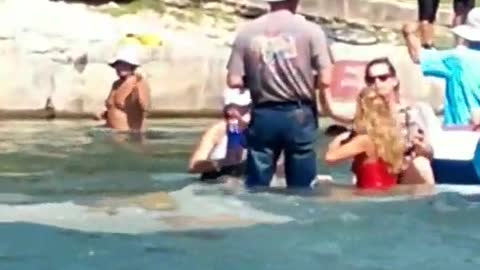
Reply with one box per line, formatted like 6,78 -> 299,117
136,77 -> 151,112
114,76 -> 137,109
95,84 -> 116,120
188,121 -> 225,173
324,133 -> 369,165
318,82 -> 353,125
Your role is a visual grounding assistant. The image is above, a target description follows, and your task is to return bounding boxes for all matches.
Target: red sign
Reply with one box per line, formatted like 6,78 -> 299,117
330,60 -> 368,102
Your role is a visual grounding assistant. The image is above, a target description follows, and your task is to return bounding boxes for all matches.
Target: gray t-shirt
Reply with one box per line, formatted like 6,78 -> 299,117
226,10 -> 332,105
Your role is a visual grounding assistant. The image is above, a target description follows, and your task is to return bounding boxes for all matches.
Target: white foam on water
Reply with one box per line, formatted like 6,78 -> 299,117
150,173 -> 193,182
349,185 -> 480,202
169,184 -> 292,223
0,184 -> 293,234
0,202 -> 166,234
0,193 -> 35,203
435,184 -> 480,195
338,185 -> 480,203
0,170 -> 54,178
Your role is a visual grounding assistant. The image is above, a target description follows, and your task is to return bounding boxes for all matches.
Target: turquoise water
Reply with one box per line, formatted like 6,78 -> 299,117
0,120 -> 480,270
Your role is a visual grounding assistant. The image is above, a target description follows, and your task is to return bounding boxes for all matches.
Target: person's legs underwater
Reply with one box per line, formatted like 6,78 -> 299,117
283,104 -> 318,188
246,106 -> 283,187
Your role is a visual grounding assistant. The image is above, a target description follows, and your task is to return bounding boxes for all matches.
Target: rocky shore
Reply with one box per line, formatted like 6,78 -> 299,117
0,0 -> 449,119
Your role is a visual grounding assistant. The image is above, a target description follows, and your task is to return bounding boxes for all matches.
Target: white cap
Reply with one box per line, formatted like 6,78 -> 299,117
109,46 -> 140,67
223,88 -> 252,106
452,7 -> 480,41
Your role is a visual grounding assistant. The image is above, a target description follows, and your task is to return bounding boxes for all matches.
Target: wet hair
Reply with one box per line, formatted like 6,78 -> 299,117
324,124 -> 350,136
364,57 -> 400,93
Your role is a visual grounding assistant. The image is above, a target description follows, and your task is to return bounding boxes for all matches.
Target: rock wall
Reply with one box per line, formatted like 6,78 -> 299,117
298,0 -> 452,26
0,0 -> 445,116
0,0 -> 235,113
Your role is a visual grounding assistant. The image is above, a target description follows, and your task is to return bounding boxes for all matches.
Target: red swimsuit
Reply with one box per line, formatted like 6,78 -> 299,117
352,156 -> 396,190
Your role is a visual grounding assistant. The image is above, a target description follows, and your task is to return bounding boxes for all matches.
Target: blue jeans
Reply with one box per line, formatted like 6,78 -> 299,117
246,102 -> 318,188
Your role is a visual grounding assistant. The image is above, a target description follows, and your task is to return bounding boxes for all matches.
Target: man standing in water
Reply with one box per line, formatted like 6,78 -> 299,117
226,0 -> 333,188
96,47 -> 150,133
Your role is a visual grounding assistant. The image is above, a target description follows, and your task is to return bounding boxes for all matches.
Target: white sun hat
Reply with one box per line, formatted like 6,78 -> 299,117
223,88 -> 252,106
108,46 -> 140,67
452,7 -> 480,42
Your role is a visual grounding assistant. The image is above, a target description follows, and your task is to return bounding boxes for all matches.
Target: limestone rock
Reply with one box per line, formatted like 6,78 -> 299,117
235,0 -> 268,18
202,2 -> 223,11
0,0 -> 448,115
164,0 -> 190,8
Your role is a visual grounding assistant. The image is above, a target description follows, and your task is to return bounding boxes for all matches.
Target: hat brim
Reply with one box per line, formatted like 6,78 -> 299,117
108,60 -> 139,68
452,25 -> 480,42
224,102 -> 251,107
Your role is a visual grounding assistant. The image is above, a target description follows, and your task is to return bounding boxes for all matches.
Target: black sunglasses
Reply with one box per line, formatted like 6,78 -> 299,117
365,74 -> 392,85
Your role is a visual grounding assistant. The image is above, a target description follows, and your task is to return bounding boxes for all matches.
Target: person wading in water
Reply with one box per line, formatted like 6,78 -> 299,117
95,47 -> 150,135
226,0 -> 334,188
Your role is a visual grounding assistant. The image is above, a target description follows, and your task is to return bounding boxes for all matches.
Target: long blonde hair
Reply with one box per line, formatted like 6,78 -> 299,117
353,87 -> 405,174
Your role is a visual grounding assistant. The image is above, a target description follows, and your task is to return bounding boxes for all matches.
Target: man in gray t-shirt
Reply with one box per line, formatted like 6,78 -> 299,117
226,0 -> 333,188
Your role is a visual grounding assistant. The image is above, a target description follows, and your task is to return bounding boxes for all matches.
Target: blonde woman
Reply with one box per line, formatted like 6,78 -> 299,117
324,87 -> 405,190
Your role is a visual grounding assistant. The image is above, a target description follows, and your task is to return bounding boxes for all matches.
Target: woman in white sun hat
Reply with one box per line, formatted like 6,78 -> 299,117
403,7 -> 480,127
95,46 -> 151,134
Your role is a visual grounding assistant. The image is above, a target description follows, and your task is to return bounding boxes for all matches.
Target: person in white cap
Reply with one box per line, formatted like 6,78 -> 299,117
226,0 -> 333,188
95,46 -> 150,133
403,7 -> 480,127
188,89 -> 252,180
453,1 -> 476,45
188,88 -> 333,186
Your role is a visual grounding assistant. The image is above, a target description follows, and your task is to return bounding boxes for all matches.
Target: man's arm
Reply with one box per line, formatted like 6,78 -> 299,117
136,75 -> 151,112
188,121 -> 225,173
402,22 -> 422,64
114,76 -> 137,108
311,26 -> 354,124
226,33 -> 246,89
324,133 -> 369,164
94,84 -> 115,120
316,69 -> 354,124
105,83 -> 116,108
